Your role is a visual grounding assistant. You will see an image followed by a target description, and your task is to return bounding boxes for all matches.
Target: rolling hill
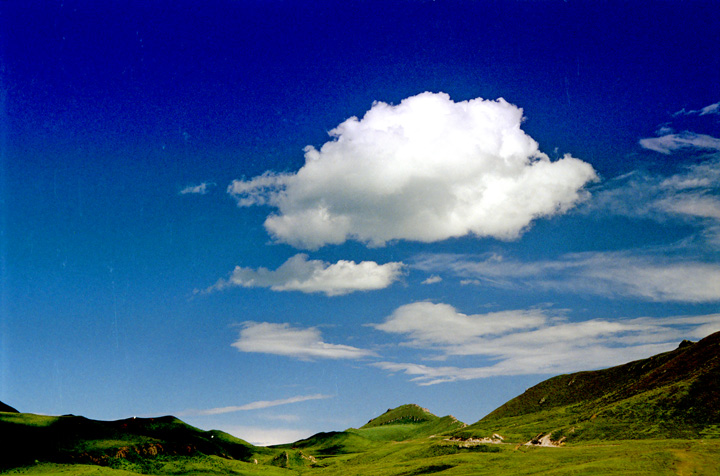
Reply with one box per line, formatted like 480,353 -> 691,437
0,411 -> 268,472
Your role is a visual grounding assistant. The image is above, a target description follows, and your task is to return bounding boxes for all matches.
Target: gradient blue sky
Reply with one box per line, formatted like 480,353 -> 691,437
2,0 -> 720,445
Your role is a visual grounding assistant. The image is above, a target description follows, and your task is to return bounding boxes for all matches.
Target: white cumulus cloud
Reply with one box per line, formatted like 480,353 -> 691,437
228,92 -> 597,249
232,322 -> 376,360
206,254 -> 404,296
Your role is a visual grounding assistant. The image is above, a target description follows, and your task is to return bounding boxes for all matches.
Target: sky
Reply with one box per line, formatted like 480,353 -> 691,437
2,0 -> 720,445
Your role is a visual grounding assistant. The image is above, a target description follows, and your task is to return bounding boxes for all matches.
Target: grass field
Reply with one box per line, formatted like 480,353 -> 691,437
4,439 -> 719,475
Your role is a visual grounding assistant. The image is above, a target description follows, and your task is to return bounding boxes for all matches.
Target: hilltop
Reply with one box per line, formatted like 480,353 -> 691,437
275,403 -> 465,458
361,404 -> 440,428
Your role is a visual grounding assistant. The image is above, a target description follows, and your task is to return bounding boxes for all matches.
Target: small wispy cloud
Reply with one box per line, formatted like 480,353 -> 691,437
372,302 -> 720,385
639,132 -> 720,154
227,171 -> 290,206
232,322 -> 376,360
700,102 -> 720,116
180,182 -> 215,195
588,152 -> 720,252
179,394 -> 334,416
413,251 -> 720,303
421,275 -> 442,285
204,254 -> 404,296
673,101 -> 720,117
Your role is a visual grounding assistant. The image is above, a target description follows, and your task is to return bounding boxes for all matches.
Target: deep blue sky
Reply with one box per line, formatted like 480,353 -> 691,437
2,0 -> 720,445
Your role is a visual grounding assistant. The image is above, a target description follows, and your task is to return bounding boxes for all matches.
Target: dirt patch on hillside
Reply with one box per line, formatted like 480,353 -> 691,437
524,433 -> 565,447
444,434 -> 504,446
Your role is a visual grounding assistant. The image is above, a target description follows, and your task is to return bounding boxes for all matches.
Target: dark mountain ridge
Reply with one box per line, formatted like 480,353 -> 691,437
0,401 -> 19,413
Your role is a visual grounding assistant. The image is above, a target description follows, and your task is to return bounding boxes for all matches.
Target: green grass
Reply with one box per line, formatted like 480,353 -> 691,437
4,438 -> 720,475
0,413 -> 59,427
304,439 -> 720,476
1,463 -> 142,475
361,404 -> 440,429
0,457 -> 294,476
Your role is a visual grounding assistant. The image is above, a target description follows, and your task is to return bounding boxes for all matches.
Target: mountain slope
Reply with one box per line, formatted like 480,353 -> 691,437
0,401 -> 19,413
460,331 -> 720,443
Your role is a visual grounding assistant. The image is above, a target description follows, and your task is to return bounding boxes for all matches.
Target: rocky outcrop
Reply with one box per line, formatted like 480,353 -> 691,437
69,442 -> 202,466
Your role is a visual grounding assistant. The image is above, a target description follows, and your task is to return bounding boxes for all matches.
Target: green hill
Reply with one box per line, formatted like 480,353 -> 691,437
361,404 -> 439,428
0,412 -> 268,471
459,331 -> 720,443
276,403 -> 465,458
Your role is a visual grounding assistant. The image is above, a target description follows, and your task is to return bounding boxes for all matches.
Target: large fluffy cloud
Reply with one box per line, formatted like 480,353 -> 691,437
372,302 -> 720,384
206,254 -> 404,296
229,92 -> 597,249
416,141 -> 720,301
232,322 -> 375,360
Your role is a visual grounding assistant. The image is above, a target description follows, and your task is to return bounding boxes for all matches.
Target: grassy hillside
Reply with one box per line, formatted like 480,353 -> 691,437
459,331 -> 720,443
0,412 -> 269,472
275,404 -> 465,460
